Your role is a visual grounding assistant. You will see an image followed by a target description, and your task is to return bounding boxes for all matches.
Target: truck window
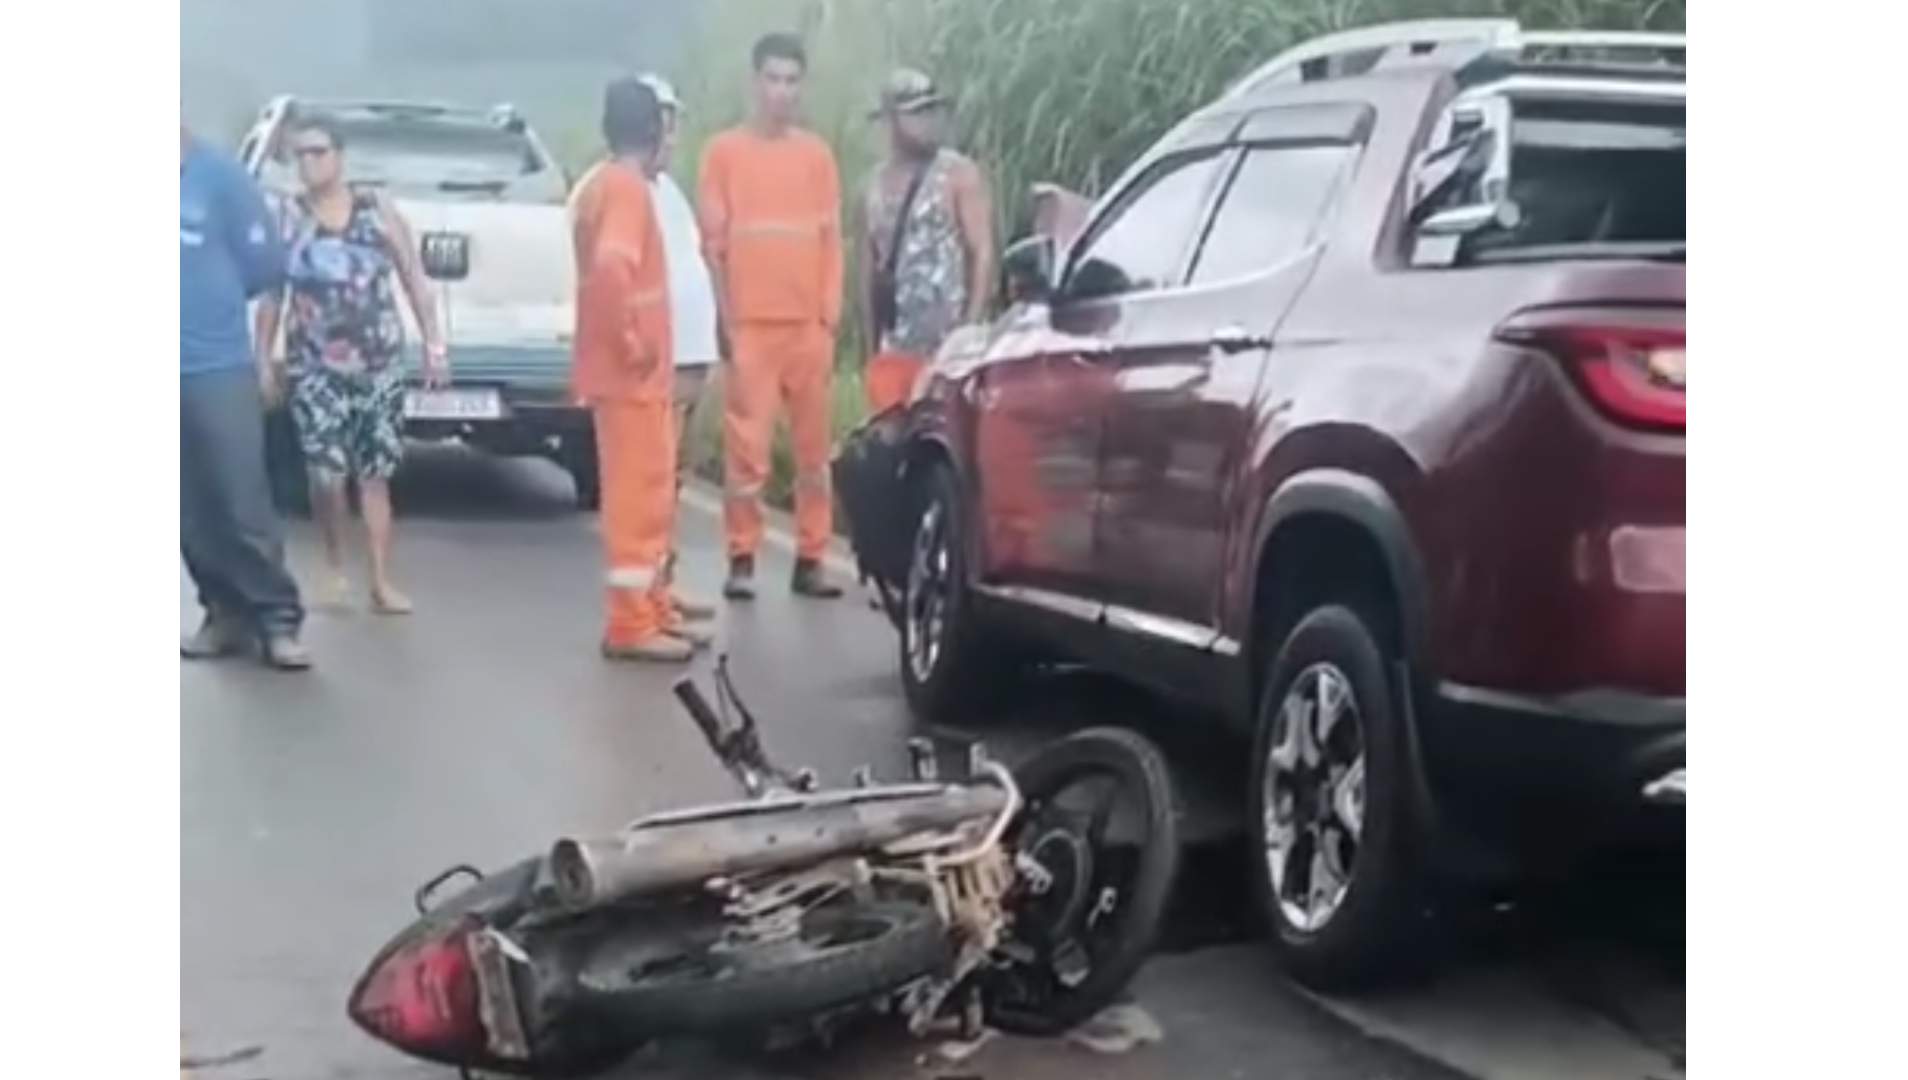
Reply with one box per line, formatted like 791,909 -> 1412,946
1063,150 -> 1229,300
264,117 -> 566,205
1434,97 -> 1685,264
1188,144 -> 1354,285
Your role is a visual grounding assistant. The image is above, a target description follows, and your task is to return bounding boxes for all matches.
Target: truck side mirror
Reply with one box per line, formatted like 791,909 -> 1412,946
1001,235 -> 1057,305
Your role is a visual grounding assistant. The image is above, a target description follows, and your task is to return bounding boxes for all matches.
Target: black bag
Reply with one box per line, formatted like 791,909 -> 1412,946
871,155 -> 935,340
832,407 -> 913,596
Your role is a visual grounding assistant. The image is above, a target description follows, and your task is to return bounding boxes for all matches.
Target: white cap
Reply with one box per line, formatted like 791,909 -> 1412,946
638,74 -> 682,112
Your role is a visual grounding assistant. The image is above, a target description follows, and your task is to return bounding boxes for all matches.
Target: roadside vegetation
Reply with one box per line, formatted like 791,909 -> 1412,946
566,0 -> 1686,503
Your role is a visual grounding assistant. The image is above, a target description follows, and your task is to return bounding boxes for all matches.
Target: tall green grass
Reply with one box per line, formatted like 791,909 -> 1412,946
665,0 -> 1680,239
909,0 -> 1680,233
640,0 -> 1684,507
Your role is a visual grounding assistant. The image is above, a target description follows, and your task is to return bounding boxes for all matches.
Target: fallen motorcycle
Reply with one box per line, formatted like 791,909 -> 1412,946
347,659 -> 1181,1076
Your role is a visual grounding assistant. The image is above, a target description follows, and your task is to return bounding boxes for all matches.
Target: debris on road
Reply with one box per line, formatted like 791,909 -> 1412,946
929,1026 -> 997,1065
179,1043 -> 263,1070
1066,1001 -> 1164,1055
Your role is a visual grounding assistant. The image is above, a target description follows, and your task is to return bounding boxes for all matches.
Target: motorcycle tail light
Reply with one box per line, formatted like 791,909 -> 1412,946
347,923 -> 486,1061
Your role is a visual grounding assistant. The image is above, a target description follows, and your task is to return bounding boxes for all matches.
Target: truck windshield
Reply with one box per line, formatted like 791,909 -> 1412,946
1454,97 -> 1685,264
264,117 -> 566,204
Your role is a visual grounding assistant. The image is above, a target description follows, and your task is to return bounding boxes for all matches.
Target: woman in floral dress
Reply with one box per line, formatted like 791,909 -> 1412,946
256,114 -> 447,613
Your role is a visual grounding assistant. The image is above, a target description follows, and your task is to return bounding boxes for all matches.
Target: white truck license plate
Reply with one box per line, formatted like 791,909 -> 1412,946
405,388 -> 503,421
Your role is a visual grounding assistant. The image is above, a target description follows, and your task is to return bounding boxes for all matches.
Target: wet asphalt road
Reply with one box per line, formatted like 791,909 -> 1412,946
182,444 -> 1682,1080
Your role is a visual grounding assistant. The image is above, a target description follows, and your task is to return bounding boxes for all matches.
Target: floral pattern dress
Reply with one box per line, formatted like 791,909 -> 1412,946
277,189 -> 409,481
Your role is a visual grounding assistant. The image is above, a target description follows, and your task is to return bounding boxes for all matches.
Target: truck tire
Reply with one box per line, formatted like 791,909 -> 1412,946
564,434 -> 601,512
576,900 -> 947,1035
1248,603 -> 1426,991
898,463 -> 1011,724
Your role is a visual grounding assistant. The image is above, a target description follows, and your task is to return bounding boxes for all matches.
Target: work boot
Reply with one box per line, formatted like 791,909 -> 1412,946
791,558 -> 843,599
181,613 -> 246,660
723,556 -> 757,601
601,636 -> 694,663
671,589 -> 718,622
260,631 -> 313,671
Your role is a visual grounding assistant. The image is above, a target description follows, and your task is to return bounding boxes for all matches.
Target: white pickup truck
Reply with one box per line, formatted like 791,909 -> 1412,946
239,97 -> 602,508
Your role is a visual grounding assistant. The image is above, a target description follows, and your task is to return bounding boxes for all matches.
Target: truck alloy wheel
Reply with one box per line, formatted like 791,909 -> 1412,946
1250,604 -> 1425,990
904,500 -> 951,685
1262,662 -> 1367,932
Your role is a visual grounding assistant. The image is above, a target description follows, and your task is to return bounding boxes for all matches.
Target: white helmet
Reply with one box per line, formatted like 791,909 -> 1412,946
637,74 -> 682,113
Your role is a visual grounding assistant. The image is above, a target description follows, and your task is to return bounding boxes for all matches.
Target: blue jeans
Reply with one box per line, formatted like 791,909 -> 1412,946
181,365 -> 304,636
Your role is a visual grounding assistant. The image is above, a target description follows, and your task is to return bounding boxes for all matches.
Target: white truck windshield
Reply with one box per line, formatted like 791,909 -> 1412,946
262,116 -> 567,204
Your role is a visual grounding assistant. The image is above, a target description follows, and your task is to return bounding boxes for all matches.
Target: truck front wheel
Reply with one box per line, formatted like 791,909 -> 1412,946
564,433 -> 601,512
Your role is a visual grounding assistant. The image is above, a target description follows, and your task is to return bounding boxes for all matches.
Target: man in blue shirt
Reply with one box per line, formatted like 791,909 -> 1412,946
181,126 -> 309,669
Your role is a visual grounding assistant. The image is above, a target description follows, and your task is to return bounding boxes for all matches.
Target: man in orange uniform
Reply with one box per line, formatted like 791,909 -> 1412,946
572,78 -> 713,662
699,32 -> 845,601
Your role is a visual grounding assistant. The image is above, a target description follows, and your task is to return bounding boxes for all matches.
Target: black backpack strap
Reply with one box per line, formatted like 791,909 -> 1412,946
876,152 -> 937,334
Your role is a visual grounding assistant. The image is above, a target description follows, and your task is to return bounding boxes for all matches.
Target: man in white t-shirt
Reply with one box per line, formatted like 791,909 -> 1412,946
569,74 -> 721,619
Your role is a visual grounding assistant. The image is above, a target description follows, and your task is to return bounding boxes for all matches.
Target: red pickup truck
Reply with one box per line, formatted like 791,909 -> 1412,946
836,20 -> 1685,988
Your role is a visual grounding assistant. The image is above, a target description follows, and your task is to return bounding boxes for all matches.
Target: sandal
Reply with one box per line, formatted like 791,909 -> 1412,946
370,586 -> 414,616
313,572 -> 353,612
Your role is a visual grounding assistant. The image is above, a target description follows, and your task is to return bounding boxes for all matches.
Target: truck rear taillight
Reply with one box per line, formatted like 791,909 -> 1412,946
1500,319 -> 1685,431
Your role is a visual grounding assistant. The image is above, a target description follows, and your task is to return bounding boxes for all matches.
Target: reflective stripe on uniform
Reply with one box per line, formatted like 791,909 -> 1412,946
732,217 -> 828,238
607,565 -> 659,590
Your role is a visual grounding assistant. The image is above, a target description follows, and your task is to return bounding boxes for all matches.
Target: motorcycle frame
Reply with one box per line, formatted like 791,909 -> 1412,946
428,666 -> 1042,1068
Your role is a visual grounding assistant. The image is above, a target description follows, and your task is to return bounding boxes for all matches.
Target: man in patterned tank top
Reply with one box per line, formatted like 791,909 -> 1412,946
856,69 -> 996,415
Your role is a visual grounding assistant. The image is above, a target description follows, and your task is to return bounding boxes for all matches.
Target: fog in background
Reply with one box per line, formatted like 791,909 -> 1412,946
182,0 -> 697,159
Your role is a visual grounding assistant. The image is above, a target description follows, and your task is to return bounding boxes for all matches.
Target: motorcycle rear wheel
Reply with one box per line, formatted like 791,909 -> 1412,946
573,899 -> 948,1036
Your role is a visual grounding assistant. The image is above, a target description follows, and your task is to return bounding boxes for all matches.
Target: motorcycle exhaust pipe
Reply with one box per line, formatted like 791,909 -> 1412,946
549,785 -> 1008,910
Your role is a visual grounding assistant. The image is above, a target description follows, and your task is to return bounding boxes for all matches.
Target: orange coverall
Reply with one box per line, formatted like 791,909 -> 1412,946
571,162 -> 678,647
698,127 -> 843,562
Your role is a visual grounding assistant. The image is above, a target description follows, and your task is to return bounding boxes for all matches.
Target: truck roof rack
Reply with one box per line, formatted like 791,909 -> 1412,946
1519,30 -> 1686,58
1223,19 -> 1683,100
1496,31 -> 1684,83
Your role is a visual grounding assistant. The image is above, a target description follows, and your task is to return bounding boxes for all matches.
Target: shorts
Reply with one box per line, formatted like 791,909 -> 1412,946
289,365 -> 406,482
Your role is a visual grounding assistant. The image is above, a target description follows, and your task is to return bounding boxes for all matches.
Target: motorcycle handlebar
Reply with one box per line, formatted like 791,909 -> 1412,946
672,677 -> 728,753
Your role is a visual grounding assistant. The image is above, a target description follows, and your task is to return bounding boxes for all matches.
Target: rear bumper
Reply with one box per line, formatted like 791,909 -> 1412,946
403,343 -> 588,447
403,395 -> 589,450
1418,681 -> 1684,866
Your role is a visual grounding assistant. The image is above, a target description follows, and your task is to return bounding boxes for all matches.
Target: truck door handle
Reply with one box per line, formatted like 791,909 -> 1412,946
1210,325 -> 1271,353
